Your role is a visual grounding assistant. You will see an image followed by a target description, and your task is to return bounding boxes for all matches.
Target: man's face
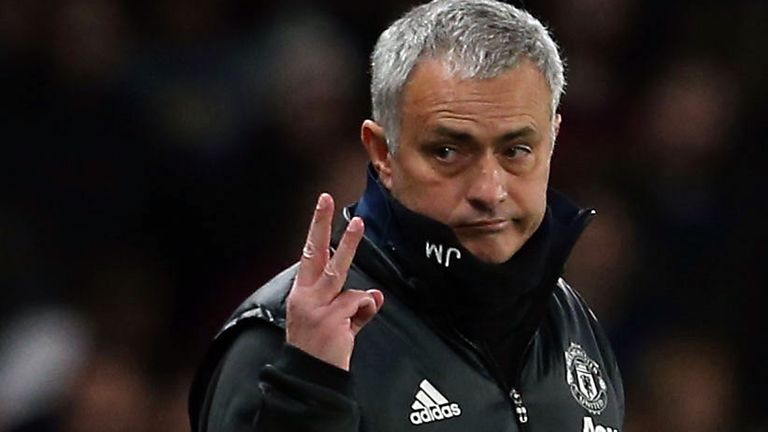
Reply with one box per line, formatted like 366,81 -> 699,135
367,58 -> 558,263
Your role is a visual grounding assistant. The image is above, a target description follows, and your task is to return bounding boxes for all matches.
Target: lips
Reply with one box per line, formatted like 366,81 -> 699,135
454,218 -> 511,232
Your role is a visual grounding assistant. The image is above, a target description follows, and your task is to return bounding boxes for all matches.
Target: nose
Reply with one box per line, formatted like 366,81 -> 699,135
466,156 -> 508,212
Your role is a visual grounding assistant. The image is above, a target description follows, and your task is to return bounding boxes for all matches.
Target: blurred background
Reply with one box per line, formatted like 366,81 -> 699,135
0,0 -> 766,431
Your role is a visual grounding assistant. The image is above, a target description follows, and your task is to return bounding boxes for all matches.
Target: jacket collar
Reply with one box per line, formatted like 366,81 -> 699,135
341,165 -> 594,344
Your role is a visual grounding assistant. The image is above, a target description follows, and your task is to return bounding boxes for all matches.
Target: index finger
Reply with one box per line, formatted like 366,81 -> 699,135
294,193 -> 334,287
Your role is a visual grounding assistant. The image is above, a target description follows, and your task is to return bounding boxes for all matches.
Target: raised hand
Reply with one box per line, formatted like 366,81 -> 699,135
285,193 -> 385,371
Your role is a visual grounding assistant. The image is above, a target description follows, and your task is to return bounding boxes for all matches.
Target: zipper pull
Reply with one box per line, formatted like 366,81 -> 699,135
509,388 -> 528,424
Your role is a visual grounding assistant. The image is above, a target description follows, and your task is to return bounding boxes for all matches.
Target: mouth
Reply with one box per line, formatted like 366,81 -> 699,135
454,218 -> 511,233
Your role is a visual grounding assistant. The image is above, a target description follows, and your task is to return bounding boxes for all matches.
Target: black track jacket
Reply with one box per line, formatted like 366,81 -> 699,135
189,174 -> 625,432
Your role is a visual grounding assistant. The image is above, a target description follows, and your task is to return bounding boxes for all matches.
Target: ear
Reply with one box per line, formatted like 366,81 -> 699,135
550,113 -> 562,156
361,119 -> 393,189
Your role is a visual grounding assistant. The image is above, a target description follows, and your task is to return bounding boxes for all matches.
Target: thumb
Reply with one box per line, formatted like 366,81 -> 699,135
350,289 -> 384,335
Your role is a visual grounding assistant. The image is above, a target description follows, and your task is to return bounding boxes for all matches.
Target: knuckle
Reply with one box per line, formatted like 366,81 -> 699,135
323,262 -> 342,279
287,292 -> 311,312
302,241 -> 329,262
327,257 -> 352,278
286,299 -> 303,317
286,286 -> 302,303
333,290 -> 360,309
301,241 -> 316,260
286,294 -> 297,308
329,291 -> 349,306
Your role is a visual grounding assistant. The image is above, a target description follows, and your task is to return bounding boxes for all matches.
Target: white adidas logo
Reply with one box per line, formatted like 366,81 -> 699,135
409,379 -> 462,425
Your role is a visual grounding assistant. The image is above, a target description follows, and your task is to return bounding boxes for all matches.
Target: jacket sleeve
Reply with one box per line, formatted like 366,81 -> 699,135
200,322 -> 361,432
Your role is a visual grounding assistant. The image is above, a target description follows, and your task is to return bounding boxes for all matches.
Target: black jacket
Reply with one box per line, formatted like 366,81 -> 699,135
189,173 -> 625,432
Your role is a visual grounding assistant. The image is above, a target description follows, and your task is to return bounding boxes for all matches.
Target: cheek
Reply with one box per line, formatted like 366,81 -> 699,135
397,177 -> 454,213
509,166 -> 550,214
391,161 -> 463,221
389,157 -> 428,203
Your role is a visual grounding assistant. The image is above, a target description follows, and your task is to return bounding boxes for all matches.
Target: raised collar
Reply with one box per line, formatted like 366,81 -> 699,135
345,165 -> 594,344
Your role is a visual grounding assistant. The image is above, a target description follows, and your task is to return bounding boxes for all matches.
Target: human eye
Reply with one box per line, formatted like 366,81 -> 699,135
502,144 -> 533,160
430,145 -> 461,163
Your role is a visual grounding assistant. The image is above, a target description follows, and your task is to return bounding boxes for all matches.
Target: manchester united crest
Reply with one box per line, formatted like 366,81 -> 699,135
565,342 -> 607,415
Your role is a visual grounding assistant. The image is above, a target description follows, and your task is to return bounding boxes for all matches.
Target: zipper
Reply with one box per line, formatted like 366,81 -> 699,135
509,388 -> 528,424
450,330 -> 532,429
507,330 -> 537,427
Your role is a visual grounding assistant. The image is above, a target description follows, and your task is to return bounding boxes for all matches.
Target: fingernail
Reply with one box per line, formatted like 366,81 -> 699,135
366,289 -> 383,307
317,193 -> 330,210
347,217 -> 363,232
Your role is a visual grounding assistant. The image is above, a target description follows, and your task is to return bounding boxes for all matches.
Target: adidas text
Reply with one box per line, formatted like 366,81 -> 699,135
410,404 -> 462,425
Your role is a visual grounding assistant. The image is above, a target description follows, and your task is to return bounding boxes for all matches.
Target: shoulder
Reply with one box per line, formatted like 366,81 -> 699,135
547,278 -> 621,369
551,278 -> 600,324
548,277 -> 614,356
547,277 -> 625,410
221,263 -> 299,332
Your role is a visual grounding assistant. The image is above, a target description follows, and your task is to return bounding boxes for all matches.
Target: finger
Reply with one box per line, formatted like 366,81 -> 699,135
295,193 -> 334,287
366,289 -> 385,310
317,217 -> 364,298
351,289 -> 384,335
329,289 -> 377,322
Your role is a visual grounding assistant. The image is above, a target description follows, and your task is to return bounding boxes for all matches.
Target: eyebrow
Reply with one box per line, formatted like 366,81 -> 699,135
433,125 -> 538,145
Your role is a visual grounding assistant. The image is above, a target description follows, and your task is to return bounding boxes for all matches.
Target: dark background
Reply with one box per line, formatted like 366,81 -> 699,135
1,0 -> 766,431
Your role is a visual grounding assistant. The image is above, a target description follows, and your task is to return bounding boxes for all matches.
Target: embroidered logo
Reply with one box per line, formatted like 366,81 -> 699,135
565,342 -> 608,415
425,242 -> 461,267
409,379 -> 462,425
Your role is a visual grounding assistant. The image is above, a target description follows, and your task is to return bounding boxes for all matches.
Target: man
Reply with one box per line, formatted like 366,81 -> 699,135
189,1 -> 624,431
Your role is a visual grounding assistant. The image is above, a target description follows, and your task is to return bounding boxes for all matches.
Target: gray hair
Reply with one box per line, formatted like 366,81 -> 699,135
370,0 -> 566,151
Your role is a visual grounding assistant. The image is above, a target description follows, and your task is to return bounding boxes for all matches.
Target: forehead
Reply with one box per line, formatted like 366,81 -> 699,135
400,58 -> 553,129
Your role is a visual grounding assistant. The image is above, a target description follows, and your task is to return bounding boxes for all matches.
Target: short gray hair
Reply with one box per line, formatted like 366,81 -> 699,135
370,0 -> 566,151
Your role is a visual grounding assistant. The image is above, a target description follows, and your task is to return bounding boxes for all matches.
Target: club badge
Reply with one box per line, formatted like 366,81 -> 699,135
565,342 -> 608,415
